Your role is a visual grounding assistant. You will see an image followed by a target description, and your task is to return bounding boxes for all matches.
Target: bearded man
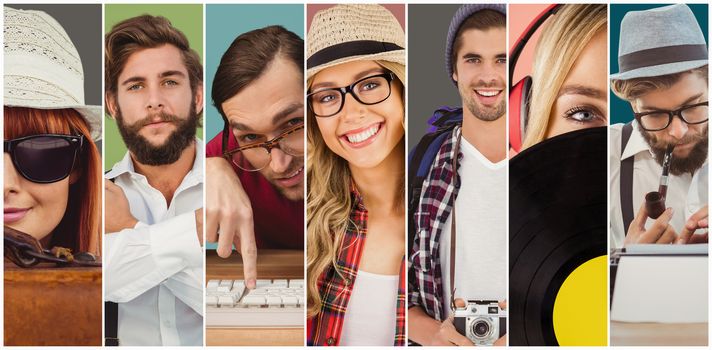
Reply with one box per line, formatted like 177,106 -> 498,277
103,15 -> 204,346
610,4 -> 709,248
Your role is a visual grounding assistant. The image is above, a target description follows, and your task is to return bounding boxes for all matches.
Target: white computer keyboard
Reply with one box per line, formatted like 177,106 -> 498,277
206,279 -> 304,328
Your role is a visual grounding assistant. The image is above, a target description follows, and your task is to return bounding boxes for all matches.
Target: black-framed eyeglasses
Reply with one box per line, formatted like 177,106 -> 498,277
307,72 -> 396,117
4,134 -> 84,183
222,122 -> 304,172
634,101 -> 709,131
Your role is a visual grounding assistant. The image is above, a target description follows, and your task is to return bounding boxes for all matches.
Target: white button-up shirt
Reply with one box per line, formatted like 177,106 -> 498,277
610,122 -> 707,249
105,140 -> 203,346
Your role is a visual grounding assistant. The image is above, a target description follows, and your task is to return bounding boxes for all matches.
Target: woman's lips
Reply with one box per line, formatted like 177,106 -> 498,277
339,122 -> 383,149
4,208 -> 29,223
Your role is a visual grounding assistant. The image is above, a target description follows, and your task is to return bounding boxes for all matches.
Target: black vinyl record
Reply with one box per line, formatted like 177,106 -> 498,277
509,127 -> 607,346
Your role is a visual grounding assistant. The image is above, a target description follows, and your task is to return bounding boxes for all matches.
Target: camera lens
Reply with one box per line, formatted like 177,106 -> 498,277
472,320 -> 490,337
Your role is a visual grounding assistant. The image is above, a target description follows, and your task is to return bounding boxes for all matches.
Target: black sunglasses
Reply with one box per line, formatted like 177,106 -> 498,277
4,134 -> 84,183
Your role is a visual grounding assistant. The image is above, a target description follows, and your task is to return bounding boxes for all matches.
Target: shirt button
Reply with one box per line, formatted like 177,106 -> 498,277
344,278 -> 351,286
326,337 -> 335,345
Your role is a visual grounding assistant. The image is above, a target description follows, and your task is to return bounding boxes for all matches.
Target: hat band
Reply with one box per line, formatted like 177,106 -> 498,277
307,40 -> 403,69
619,44 -> 708,73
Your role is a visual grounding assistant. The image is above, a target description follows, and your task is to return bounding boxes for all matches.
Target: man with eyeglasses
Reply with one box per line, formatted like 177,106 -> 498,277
205,26 -> 304,289
610,4 -> 708,248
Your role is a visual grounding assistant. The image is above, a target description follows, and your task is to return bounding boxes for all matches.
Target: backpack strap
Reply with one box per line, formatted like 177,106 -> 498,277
620,122 -> 634,235
408,108 -> 462,253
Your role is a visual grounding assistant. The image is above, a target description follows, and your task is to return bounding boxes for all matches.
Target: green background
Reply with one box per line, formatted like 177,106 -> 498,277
104,4 -> 204,171
610,3 -> 708,124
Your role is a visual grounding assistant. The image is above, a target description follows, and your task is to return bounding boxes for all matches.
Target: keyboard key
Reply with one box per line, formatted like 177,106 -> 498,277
218,295 -> 234,307
272,279 -> 289,287
289,280 -> 304,288
255,280 -> 272,288
218,280 -> 233,293
266,296 -> 282,306
282,296 -> 298,307
242,296 -> 266,306
207,280 -> 220,292
207,295 -> 218,307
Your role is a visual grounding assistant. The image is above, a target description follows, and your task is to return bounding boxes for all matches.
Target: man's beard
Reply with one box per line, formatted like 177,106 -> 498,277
115,100 -> 200,166
641,125 -> 708,176
459,81 -> 505,122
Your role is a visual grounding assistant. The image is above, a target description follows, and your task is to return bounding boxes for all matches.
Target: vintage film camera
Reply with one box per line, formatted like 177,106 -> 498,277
453,300 -> 506,345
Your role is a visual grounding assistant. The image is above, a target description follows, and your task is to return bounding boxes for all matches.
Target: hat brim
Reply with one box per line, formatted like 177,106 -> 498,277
307,49 -> 405,81
610,60 -> 708,81
4,102 -> 103,141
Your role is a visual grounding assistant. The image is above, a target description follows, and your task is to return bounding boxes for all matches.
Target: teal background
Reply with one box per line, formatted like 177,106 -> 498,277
204,4 -> 304,250
205,4 -> 304,141
610,4 -> 708,124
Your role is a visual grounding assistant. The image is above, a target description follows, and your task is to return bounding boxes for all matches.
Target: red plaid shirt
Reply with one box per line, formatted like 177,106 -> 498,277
307,186 -> 406,346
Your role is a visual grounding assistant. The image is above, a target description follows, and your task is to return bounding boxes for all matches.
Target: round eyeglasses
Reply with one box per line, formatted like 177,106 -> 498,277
222,123 -> 304,172
634,101 -> 708,131
307,72 -> 396,118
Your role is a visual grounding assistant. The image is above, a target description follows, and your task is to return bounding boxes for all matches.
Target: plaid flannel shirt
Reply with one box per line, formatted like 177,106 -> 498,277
307,185 -> 406,346
408,125 -> 462,322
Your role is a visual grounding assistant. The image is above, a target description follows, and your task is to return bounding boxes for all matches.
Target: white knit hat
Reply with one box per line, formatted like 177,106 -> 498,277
4,6 -> 102,140
307,4 -> 405,80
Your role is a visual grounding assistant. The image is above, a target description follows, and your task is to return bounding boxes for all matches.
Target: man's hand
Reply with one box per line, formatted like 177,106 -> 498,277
624,203 -> 676,245
205,157 -> 257,288
105,181 -> 138,233
677,205 -> 709,244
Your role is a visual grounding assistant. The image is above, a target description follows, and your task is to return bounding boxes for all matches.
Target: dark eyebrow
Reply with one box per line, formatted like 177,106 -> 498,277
160,70 -> 186,79
639,93 -> 705,112
557,84 -> 607,101
462,53 -> 482,60
311,68 -> 385,91
120,70 -> 186,86
229,102 -> 304,132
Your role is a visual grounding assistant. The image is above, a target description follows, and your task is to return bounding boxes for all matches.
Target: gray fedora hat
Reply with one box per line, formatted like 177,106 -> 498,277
611,4 -> 708,81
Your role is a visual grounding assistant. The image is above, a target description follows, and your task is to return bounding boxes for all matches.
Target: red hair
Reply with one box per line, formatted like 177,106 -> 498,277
4,106 -> 101,254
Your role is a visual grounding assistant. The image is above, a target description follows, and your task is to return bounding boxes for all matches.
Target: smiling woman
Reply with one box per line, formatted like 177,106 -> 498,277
305,4 -> 407,347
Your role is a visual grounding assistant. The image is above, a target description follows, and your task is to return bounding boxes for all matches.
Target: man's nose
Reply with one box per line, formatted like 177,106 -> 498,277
270,148 -> 292,174
146,85 -> 165,111
667,115 -> 689,140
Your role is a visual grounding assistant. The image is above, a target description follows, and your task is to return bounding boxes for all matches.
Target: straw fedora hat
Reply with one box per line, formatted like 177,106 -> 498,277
611,4 -> 708,81
307,4 -> 405,80
4,6 -> 102,140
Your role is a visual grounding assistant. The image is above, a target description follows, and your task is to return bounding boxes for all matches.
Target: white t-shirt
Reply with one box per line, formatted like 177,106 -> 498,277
339,270 -> 399,345
441,137 -> 507,319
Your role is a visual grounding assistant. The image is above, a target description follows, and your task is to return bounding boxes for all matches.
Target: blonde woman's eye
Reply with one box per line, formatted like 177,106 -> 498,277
564,106 -> 603,124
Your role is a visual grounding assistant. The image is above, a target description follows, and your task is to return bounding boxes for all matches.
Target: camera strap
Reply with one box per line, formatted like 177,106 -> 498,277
449,132 -> 462,312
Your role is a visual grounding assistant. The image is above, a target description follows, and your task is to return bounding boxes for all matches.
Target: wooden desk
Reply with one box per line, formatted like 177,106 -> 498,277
611,321 -> 708,346
206,249 -> 304,346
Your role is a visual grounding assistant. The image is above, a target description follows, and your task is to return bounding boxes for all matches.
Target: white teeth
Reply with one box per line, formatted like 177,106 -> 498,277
346,124 -> 379,143
476,90 -> 500,97
286,167 -> 303,178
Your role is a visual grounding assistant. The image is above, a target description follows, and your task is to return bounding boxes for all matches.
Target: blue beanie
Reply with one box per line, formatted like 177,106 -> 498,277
446,4 -> 507,85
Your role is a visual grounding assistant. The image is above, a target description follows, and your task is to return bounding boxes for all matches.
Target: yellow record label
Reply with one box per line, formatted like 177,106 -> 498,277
552,255 -> 607,345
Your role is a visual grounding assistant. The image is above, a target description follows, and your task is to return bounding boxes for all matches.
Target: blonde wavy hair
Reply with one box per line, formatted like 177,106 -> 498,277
521,4 -> 607,149
306,60 -> 405,318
